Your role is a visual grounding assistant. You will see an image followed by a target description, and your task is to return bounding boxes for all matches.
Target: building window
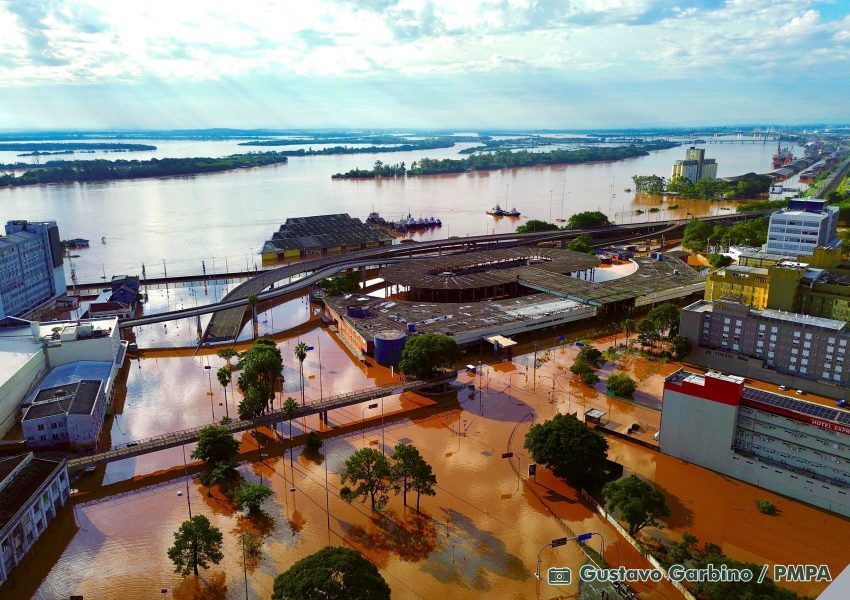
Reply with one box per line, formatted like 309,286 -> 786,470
37,424 -> 44,431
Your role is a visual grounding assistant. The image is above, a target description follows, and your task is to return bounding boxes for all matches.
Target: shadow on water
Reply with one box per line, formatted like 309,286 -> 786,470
653,481 -> 695,530
344,509 -> 439,563
421,507 -> 528,591
172,571 -> 228,600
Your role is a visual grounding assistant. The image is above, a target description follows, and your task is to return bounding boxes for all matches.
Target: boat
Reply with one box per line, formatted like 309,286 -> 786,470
366,211 -> 382,224
506,207 -> 521,217
487,204 -> 506,216
101,236 -> 106,244
772,142 -> 795,169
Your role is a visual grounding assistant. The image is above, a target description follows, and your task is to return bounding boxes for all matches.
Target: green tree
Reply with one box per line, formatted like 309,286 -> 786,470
216,366 -> 231,417
247,293 -> 259,337
234,481 -> 274,514
623,318 -> 635,347
691,544 -> 809,600
304,431 -> 322,452
271,546 -> 390,600
523,413 -> 609,488
191,424 -> 239,466
606,372 -> 637,398
631,174 -> 665,195
410,454 -> 437,511
339,448 -> 392,512
602,475 -> 671,536
637,318 -> 661,350
391,443 -> 432,508
668,532 -> 699,564
236,338 -> 283,417
566,234 -> 593,253
217,348 -> 237,365
647,303 -> 681,339
708,253 -> 733,269
570,356 -> 594,376
576,345 -> 603,367
167,515 -> 224,577
283,396 -> 298,441
682,217 -> 713,251
670,335 -> 691,360
198,458 -> 239,494
516,219 -> 559,233
398,333 -> 460,379
294,341 -> 309,406
756,499 -> 778,515
320,272 -> 361,295
567,210 -> 612,229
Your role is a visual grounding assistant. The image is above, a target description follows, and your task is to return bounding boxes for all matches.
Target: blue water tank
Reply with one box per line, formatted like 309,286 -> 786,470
374,330 -> 407,366
347,306 -> 369,318
407,322 -> 416,332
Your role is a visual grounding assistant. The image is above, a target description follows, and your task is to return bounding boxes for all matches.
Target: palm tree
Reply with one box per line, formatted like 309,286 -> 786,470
216,366 -> 231,419
294,341 -> 309,406
623,318 -> 635,348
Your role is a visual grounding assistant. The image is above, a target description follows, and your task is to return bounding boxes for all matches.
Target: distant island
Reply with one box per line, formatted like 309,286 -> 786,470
275,141 -> 456,156
332,142 -> 679,179
239,135 -> 485,147
0,152 -> 288,187
0,142 -> 157,152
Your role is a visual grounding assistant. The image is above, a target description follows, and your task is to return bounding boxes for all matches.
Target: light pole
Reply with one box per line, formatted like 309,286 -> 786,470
204,364 -> 214,422
535,533 -> 600,580
362,403 -> 378,443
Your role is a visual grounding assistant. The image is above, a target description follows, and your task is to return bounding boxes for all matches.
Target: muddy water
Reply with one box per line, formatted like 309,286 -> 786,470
0,140 -> 775,282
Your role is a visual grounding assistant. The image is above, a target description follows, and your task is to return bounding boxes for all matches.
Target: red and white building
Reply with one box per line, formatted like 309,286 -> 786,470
661,369 -> 850,516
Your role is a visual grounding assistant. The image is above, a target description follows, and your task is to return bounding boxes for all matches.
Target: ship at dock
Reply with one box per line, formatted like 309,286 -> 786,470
366,211 -> 440,234
772,142 -> 795,169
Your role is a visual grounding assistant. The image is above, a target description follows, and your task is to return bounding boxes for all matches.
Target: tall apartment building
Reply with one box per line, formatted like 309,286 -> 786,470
765,199 -> 839,256
0,453 -> 69,584
0,221 -> 66,319
661,370 -> 849,517
680,299 -> 850,398
671,146 -> 718,183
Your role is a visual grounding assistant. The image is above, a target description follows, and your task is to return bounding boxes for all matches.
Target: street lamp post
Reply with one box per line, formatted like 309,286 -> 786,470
204,364 -> 214,422
362,403 -> 378,443
535,532 -> 601,580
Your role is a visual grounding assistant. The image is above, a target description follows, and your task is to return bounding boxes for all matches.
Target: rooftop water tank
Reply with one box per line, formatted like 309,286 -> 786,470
374,330 -> 407,366
347,306 -> 370,318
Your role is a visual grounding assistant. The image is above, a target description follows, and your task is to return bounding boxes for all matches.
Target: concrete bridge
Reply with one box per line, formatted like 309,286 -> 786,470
66,375 -> 455,471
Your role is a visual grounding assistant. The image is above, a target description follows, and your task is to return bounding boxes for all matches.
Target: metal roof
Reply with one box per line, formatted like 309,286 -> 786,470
265,213 -> 393,252
742,387 -> 850,426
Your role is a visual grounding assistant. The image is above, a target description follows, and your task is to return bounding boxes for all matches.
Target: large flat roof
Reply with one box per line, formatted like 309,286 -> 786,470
685,300 -> 849,332
24,380 -> 102,420
265,213 -> 393,252
0,326 -> 43,390
0,454 -> 63,530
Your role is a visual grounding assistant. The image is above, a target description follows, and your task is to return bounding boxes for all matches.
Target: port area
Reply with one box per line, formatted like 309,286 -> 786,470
3,320 -> 847,600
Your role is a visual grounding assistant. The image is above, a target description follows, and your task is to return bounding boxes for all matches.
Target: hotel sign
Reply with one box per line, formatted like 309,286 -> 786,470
809,418 -> 850,435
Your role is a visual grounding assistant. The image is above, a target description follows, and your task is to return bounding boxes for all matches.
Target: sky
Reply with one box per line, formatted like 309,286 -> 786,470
0,0 -> 849,130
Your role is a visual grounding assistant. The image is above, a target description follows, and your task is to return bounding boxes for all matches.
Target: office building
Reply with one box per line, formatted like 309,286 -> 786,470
0,453 -> 69,585
661,369 -> 849,517
261,213 -> 394,263
671,146 -> 718,183
0,221 -> 66,320
765,199 -> 839,256
680,299 -> 850,398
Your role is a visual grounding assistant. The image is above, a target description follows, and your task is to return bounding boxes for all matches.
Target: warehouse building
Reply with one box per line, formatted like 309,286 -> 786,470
661,369 -> 849,517
261,214 -> 393,263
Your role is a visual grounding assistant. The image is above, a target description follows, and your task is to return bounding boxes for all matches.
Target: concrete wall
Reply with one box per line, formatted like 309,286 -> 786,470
0,351 -> 46,437
45,327 -> 120,367
660,387 -> 740,473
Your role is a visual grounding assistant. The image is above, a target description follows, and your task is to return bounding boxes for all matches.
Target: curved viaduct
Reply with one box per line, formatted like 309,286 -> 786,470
118,212 -> 767,343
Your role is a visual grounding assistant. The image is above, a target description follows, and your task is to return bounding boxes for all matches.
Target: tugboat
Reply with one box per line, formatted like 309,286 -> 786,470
506,206 -> 521,217
487,204 -> 506,216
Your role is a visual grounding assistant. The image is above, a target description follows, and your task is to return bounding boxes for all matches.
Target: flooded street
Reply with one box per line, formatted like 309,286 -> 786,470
0,139 -> 777,282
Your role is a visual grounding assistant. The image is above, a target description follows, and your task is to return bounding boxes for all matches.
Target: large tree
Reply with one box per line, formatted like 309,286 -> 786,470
682,217 -> 713,251
398,333 -> 460,379
234,481 -> 274,514
606,372 -> 637,398
516,219 -> 559,233
523,413 -> 609,488
647,303 -> 681,339
271,546 -> 390,600
236,338 -> 283,417
410,453 -> 437,512
191,424 -> 239,466
567,210 -> 612,229
340,448 -> 392,512
167,515 -> 224,577
294,341 -> 309,406
391,443 -> 436,510
602,475 -> 670,536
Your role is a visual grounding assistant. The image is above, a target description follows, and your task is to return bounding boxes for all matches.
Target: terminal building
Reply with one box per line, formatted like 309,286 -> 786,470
261,214 -> 394,264
765,199 -> 839,256
680,299 -> 850,399
661,370 -> 849,517
0,453 -> 69,585
671,147 -> 717,183
0,220 -> 66,320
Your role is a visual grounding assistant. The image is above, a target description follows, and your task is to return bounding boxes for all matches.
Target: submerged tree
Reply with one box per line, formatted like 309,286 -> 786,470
271,546 -> 390,600
340,448 -> 392,512
167,515 -> 224,577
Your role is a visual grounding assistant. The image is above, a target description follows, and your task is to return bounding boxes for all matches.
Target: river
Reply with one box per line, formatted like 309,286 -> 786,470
0,137 -> 779,282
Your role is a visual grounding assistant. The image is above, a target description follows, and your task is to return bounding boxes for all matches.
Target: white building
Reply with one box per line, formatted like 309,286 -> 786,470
0,317 -> 126,442
765,199 -> 840,257
671,146 -> 718,183
0,220 -> 66,320
0,453 -> 69,585
661,370 -> 850,517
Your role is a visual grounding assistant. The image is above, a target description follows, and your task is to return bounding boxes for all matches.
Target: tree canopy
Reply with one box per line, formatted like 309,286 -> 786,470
234,481 -> 274,514
319,272 -> 361,295
567,211 -> 612,229
191,425 -> 239,466
398,333 -> 460,379
391,443 -> 437,511
516,219 -> 559,233
167,515 -> 224,577
340,448 -> 393,512
523,413 -> 609,488
606,372 -> 637,398
271,546 -> 391,600
236,338 -> 283,419
567,234 -> 594,253
602,475 -> 670,535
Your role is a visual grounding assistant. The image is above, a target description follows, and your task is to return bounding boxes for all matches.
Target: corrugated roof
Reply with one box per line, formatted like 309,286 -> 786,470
265,213 -> 393,252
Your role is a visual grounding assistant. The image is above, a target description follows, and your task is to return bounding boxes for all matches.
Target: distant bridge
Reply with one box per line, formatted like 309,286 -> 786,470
66,375 -> 455,471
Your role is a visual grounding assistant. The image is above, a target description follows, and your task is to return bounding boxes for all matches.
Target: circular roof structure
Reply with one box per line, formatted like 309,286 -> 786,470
381,247 -> 599,291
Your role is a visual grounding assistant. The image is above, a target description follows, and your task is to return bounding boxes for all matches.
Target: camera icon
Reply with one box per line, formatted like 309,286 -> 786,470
547,567 -> 572,585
